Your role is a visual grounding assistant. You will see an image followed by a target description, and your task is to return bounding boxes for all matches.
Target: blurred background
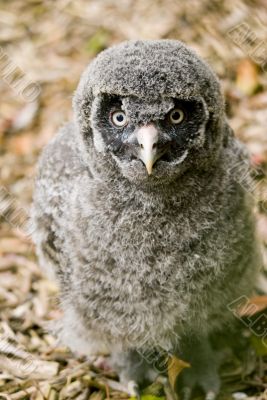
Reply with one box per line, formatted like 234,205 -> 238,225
1,0 -> 267,399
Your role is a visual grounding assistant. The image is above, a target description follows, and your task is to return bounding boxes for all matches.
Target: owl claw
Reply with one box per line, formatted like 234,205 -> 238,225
205,391 -> 217,400
180,386 -> 192,400
127,380 -> 141,399
179,388 -> 217,400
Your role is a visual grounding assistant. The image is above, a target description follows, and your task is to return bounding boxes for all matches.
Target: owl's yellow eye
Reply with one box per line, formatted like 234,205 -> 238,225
111,110 -> 128,127
169,108 -> 184,124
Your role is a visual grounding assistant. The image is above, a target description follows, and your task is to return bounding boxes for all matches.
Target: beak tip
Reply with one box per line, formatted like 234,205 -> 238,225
145,162 -> 153,175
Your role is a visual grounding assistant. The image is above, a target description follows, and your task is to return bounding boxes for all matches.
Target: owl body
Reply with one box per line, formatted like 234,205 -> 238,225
32,40 -> 260,395
34,122 -> 257,352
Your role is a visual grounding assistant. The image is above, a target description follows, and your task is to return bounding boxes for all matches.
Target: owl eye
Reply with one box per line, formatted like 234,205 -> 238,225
111,110 -> 128,127
169,108 -> 184,124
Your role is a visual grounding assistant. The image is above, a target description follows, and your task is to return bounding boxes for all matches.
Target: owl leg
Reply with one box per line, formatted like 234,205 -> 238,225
110,349 -> 158,396
175,335 -> 221,400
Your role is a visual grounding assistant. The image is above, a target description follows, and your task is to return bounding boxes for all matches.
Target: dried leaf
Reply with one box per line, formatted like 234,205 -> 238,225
167,355 -> 190,390
239,296 -> 267,316
236,59 -> 260,96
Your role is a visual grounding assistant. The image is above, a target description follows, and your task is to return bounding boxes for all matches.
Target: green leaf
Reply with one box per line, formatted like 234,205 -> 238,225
130,395 -> 166,400
85,30 -> 109,55
250,335 -> 267,356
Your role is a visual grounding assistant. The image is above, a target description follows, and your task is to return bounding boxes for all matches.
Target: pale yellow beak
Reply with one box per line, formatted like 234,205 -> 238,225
136,124 -> 159,175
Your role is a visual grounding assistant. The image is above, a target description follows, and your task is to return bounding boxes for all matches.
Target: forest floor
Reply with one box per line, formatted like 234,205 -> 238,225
1,0 -> 267,399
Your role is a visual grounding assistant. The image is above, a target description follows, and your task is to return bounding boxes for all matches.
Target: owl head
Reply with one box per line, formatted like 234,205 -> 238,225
73,40 -> 229,186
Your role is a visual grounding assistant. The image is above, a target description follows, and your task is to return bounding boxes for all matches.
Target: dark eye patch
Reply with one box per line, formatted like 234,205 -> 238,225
163,99 -> 204,126
103,94 -> 123,113
158,99 -> 206,148
93,94 -> 124,128
169,99 -> 203,120
92,94 -> 133,153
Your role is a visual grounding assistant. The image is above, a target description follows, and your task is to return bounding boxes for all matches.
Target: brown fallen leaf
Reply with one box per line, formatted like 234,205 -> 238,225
236,59 -> 260,96
238,295 -> 267,316
167,355 -> 190,390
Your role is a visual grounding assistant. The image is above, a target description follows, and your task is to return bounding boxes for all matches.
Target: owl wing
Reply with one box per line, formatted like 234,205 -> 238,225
31,122 -> 87,280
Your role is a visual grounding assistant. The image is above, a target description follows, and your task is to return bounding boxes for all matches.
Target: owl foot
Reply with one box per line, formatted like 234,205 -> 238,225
179,387 -> 217,400
127,380 -> 141,399
110,349 -> 158,395
175,335 -> 221,400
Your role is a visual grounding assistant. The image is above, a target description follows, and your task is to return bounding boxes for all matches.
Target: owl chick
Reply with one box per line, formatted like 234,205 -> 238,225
32,40 -> 260,398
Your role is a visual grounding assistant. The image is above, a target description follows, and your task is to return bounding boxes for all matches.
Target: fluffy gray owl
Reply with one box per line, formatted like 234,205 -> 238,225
32,40 -> 260,398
